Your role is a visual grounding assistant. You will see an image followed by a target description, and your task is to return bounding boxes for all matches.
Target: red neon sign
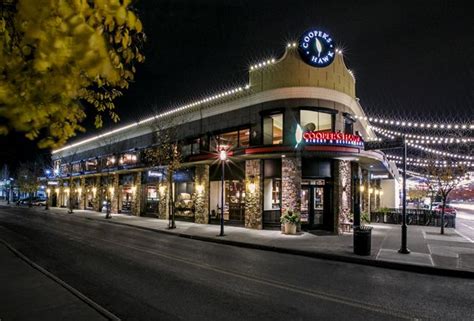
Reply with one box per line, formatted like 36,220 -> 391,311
303,131 -> 364,147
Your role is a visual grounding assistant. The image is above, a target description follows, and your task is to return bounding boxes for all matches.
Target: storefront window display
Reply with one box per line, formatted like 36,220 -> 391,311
210,128 -> 250,151
174,181 -> 195,221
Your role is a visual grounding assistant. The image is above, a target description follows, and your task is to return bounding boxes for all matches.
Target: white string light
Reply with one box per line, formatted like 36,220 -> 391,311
355,115 -> 473,130
53,84 -> 251,154
250,58 -> 276,71
374,130 -> 473,160
371,126 -> 473,144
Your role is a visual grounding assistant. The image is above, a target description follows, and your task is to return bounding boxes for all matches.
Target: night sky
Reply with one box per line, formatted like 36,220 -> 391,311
1,0 -> 473,171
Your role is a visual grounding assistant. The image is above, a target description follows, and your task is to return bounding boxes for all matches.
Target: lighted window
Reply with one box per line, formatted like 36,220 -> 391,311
119,153 -> 138,165
106,155 -> 117,167
85,159 -> 98,171
264,178 -> 281,210
300,110 -> 333,132
71,163 -> 81,173
344,117 -> 354,134
239,129 -> 250,147
60,164 -> 69,175
212,128 -> 250,151
263,113 -> 283,145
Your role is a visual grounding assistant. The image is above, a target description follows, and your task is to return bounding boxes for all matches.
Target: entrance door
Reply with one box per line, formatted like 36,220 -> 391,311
301,180 -> 328,229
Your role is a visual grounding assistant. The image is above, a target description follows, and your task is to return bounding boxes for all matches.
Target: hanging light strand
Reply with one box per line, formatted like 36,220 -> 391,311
354,115 -> 473,130
371,125 -> 474,144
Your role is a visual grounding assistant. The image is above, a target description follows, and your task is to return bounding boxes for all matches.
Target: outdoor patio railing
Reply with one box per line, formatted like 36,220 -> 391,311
369,209 -> 456,228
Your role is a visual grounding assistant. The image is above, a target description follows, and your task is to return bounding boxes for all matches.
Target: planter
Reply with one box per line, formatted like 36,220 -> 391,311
284,222 -> 297,235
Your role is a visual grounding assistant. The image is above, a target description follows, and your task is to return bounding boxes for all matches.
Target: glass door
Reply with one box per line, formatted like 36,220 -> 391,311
300,186 -> 310,224
313,187 -> 324,226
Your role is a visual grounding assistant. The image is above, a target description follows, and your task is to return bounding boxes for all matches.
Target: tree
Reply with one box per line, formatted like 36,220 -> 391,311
422,161 -> 469,234
0,0 -> 145,148
15,161 -> 40,206
143,125 -> 182,229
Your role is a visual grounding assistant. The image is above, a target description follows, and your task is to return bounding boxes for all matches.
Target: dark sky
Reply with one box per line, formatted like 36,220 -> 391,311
1,0 -> 473,171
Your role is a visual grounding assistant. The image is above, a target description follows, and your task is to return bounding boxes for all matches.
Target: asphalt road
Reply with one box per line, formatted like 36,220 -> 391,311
1,206 -> 473,321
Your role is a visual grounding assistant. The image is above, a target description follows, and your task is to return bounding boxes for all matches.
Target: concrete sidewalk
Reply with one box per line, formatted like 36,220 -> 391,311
0,239 -> 118,321
10,204 -> 474,277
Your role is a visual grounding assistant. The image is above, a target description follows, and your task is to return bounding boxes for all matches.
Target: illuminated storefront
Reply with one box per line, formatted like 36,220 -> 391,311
51,28 -> 397,233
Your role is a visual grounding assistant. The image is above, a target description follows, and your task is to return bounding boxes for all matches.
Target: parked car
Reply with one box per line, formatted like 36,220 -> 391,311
16,197 -> 46,206
31,197 -> 47,206
433,204 -> 457,216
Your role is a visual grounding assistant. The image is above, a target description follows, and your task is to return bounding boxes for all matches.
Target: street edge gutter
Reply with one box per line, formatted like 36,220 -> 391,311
0,238 -> 121,321
96,218 -> 474,279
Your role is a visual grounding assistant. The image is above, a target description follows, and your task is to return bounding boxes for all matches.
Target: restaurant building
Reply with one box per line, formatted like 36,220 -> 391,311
51,29 -> 398,233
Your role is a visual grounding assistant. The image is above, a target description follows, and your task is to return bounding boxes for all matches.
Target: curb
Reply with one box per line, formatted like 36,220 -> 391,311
0,238 -> 121,321
96,217 -> 474,279
4,204 -> 474,279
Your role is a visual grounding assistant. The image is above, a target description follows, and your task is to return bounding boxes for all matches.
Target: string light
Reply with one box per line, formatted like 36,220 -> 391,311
371,126 -> 473,144
354,115 -> 473,130
250,58 -> 277,71
286,42 -> 297,48
53,84 -> 251,154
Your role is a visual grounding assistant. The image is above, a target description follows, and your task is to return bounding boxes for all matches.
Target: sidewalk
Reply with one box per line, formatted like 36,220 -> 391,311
9,204 -> 474,277
0,239 -> 118,321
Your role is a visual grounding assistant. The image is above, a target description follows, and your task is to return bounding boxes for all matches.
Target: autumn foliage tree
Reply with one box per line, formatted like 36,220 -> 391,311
0,0 -> 145,148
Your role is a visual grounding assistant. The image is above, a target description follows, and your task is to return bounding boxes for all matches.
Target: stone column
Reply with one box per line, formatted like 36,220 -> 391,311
281,156 -> 302,215
132,172 -> 142,216
111,173 -> 119,213
77,177 -> 85,209
333,160 -> 352,234
244,160 -> 262,229
158,179 -> 169,219
194,165 -> 209,224
93,176 -> 102,212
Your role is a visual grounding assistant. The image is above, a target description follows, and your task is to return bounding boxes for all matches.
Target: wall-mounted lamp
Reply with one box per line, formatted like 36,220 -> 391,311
92,187 -> 97,197
46,188 -> 51,195
55,188 -> 59,194
131,185 -> 137,194
77,187 -> 82,196
359,185 -> 365,192
368,187 -> 373,194
248,182 -> 256,194
196,184 -> 204,194
159,185 -> 166,194
109,186 -> 115,196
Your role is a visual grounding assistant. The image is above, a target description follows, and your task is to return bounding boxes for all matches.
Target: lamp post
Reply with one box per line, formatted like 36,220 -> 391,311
219,149 -> 227,237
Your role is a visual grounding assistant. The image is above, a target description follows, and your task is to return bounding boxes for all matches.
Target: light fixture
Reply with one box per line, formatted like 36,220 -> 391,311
131,186 -> 137,194
368,188 -> 373,194
360,185 -> 365,192
46,188 -> 51,195
92,187 -> 97,197
159,185 -> 166,194
196,184 -> 204,194
109,186 -> 115,195
55,188 -> 59,194
248,181 -> 256,194
219,150 -> 227,161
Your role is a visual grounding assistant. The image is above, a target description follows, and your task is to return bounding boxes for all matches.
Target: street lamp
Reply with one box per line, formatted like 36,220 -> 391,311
219,149 -> 227,237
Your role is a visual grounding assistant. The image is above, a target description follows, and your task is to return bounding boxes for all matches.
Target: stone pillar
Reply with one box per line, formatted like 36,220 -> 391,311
93,176 -> 102,212
281,156 -> 301,215
132,172 -> 142,216
334,160 -> 352,234
245,160 -> 262,229
361,169 -> 369,213
111,173 -> 119,213
158,179 -> 169,219
77,177 -> 85,209
194,165 -> 209,224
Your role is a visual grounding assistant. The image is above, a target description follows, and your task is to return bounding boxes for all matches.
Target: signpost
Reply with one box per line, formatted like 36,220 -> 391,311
365,137 -> 410,254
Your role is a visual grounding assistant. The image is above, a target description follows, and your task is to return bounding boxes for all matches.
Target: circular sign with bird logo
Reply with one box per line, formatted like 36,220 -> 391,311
298,29 -> 335,68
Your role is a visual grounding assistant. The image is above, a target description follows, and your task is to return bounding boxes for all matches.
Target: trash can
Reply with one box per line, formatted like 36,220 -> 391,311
353,226 -> 372,256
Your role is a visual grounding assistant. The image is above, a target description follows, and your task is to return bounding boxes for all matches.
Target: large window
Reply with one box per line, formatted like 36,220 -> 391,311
85,159 -> 98,172
119,153 -> 138,165
344,116 -> 354,134
263,113 -> 283,145
211,128 -> 250,151
300,110 -> 333,132
71,162 -> 82,174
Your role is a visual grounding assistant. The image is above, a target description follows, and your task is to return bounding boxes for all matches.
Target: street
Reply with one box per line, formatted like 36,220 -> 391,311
1,205 -> 474,321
